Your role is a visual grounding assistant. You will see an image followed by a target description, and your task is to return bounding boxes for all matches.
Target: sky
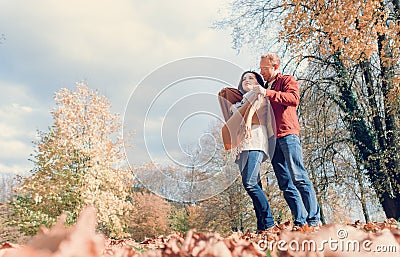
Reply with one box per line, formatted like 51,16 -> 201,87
0,0 -> 262,176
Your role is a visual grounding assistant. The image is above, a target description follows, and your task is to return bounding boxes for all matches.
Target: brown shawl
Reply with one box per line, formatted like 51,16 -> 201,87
218,88 -> 262,151
218,87 -> 276,161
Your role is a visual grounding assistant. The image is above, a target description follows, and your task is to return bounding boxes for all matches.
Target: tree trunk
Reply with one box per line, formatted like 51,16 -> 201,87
377,32 -> 400,219
381,195 -> 400,219
318,196 -> 327,225
333,53 -> 400,220
355,168 -> 370,222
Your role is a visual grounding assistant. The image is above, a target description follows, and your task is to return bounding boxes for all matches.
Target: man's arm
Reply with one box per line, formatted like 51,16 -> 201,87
252,76 -> 299,107
265,76 -> 299,107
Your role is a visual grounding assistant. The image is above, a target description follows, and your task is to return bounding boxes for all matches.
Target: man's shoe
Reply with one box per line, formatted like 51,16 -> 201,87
264,224 -> 281,234
309,225 -> 320,232
292,225 -> 304,232
255,229 -> 264,234
292,224 -> 321,233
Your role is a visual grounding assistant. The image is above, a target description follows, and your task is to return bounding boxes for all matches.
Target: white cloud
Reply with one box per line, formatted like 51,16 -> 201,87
11,103 -> 33,113
0,104 -> 38,170
0,123 -> 24,139
0,81 -> 48,136
0,104 -> 34,120
0,103 -> 42,141
0,162 -> 31,176
0,81 -> 36,103
0,81 -> 46,174
0,139 -> 32,160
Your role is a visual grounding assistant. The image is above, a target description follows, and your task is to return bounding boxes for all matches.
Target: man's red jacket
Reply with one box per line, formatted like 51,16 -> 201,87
265,73 -> 301,138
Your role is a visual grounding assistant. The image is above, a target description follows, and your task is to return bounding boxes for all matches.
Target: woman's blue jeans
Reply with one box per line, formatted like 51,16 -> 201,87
272,134 -> 320,226
238,150 -> 275,230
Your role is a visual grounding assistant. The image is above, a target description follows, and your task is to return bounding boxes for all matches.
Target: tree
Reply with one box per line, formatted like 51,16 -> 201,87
10,83 -> 133,238
127,192 -> 172,240
299,76 -> 383,223
215,0 -> 400,219
1,175 -> 27,244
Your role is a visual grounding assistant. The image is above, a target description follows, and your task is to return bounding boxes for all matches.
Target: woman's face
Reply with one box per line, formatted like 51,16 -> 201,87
241,73 -> 259,92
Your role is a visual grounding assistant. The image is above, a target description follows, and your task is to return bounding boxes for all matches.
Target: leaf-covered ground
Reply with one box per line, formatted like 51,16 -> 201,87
1,206 -> 399,257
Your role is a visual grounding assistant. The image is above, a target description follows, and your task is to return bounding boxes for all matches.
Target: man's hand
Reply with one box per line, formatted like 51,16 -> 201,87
252,84 -> 266,97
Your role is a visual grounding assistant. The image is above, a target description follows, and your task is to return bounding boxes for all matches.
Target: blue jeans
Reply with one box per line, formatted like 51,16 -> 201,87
272,134 -> 320,226
238,150 -> 275,230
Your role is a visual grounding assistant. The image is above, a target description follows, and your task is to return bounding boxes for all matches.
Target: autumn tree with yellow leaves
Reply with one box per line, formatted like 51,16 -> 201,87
215,0 -> 400,219
10,83 -> 133,238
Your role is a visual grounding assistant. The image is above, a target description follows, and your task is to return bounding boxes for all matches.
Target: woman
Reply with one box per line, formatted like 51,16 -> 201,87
220,71 -> 276,232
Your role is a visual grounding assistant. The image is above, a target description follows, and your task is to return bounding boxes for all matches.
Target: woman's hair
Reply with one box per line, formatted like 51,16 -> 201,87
237,71 -> 265,94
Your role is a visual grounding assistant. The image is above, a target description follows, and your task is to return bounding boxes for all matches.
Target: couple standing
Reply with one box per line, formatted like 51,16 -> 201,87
220,53 -> 320,233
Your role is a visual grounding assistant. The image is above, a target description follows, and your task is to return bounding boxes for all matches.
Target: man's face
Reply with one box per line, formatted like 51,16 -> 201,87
259,58 -> 277,82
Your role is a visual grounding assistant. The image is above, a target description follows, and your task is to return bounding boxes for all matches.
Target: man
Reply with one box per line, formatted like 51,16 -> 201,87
253,53 -> 320,229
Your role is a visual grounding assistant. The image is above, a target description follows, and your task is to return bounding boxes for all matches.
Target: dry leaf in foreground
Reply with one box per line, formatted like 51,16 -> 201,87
162,229 -> 264,257
1,212 -> 399,257
2,206 -> 105,257
279,224 -> 400,257
0,243 -> 21,257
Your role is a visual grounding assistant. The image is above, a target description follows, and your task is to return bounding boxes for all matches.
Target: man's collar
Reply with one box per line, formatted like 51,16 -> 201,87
267,79 -> 275,89
267,73 -> 281,89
